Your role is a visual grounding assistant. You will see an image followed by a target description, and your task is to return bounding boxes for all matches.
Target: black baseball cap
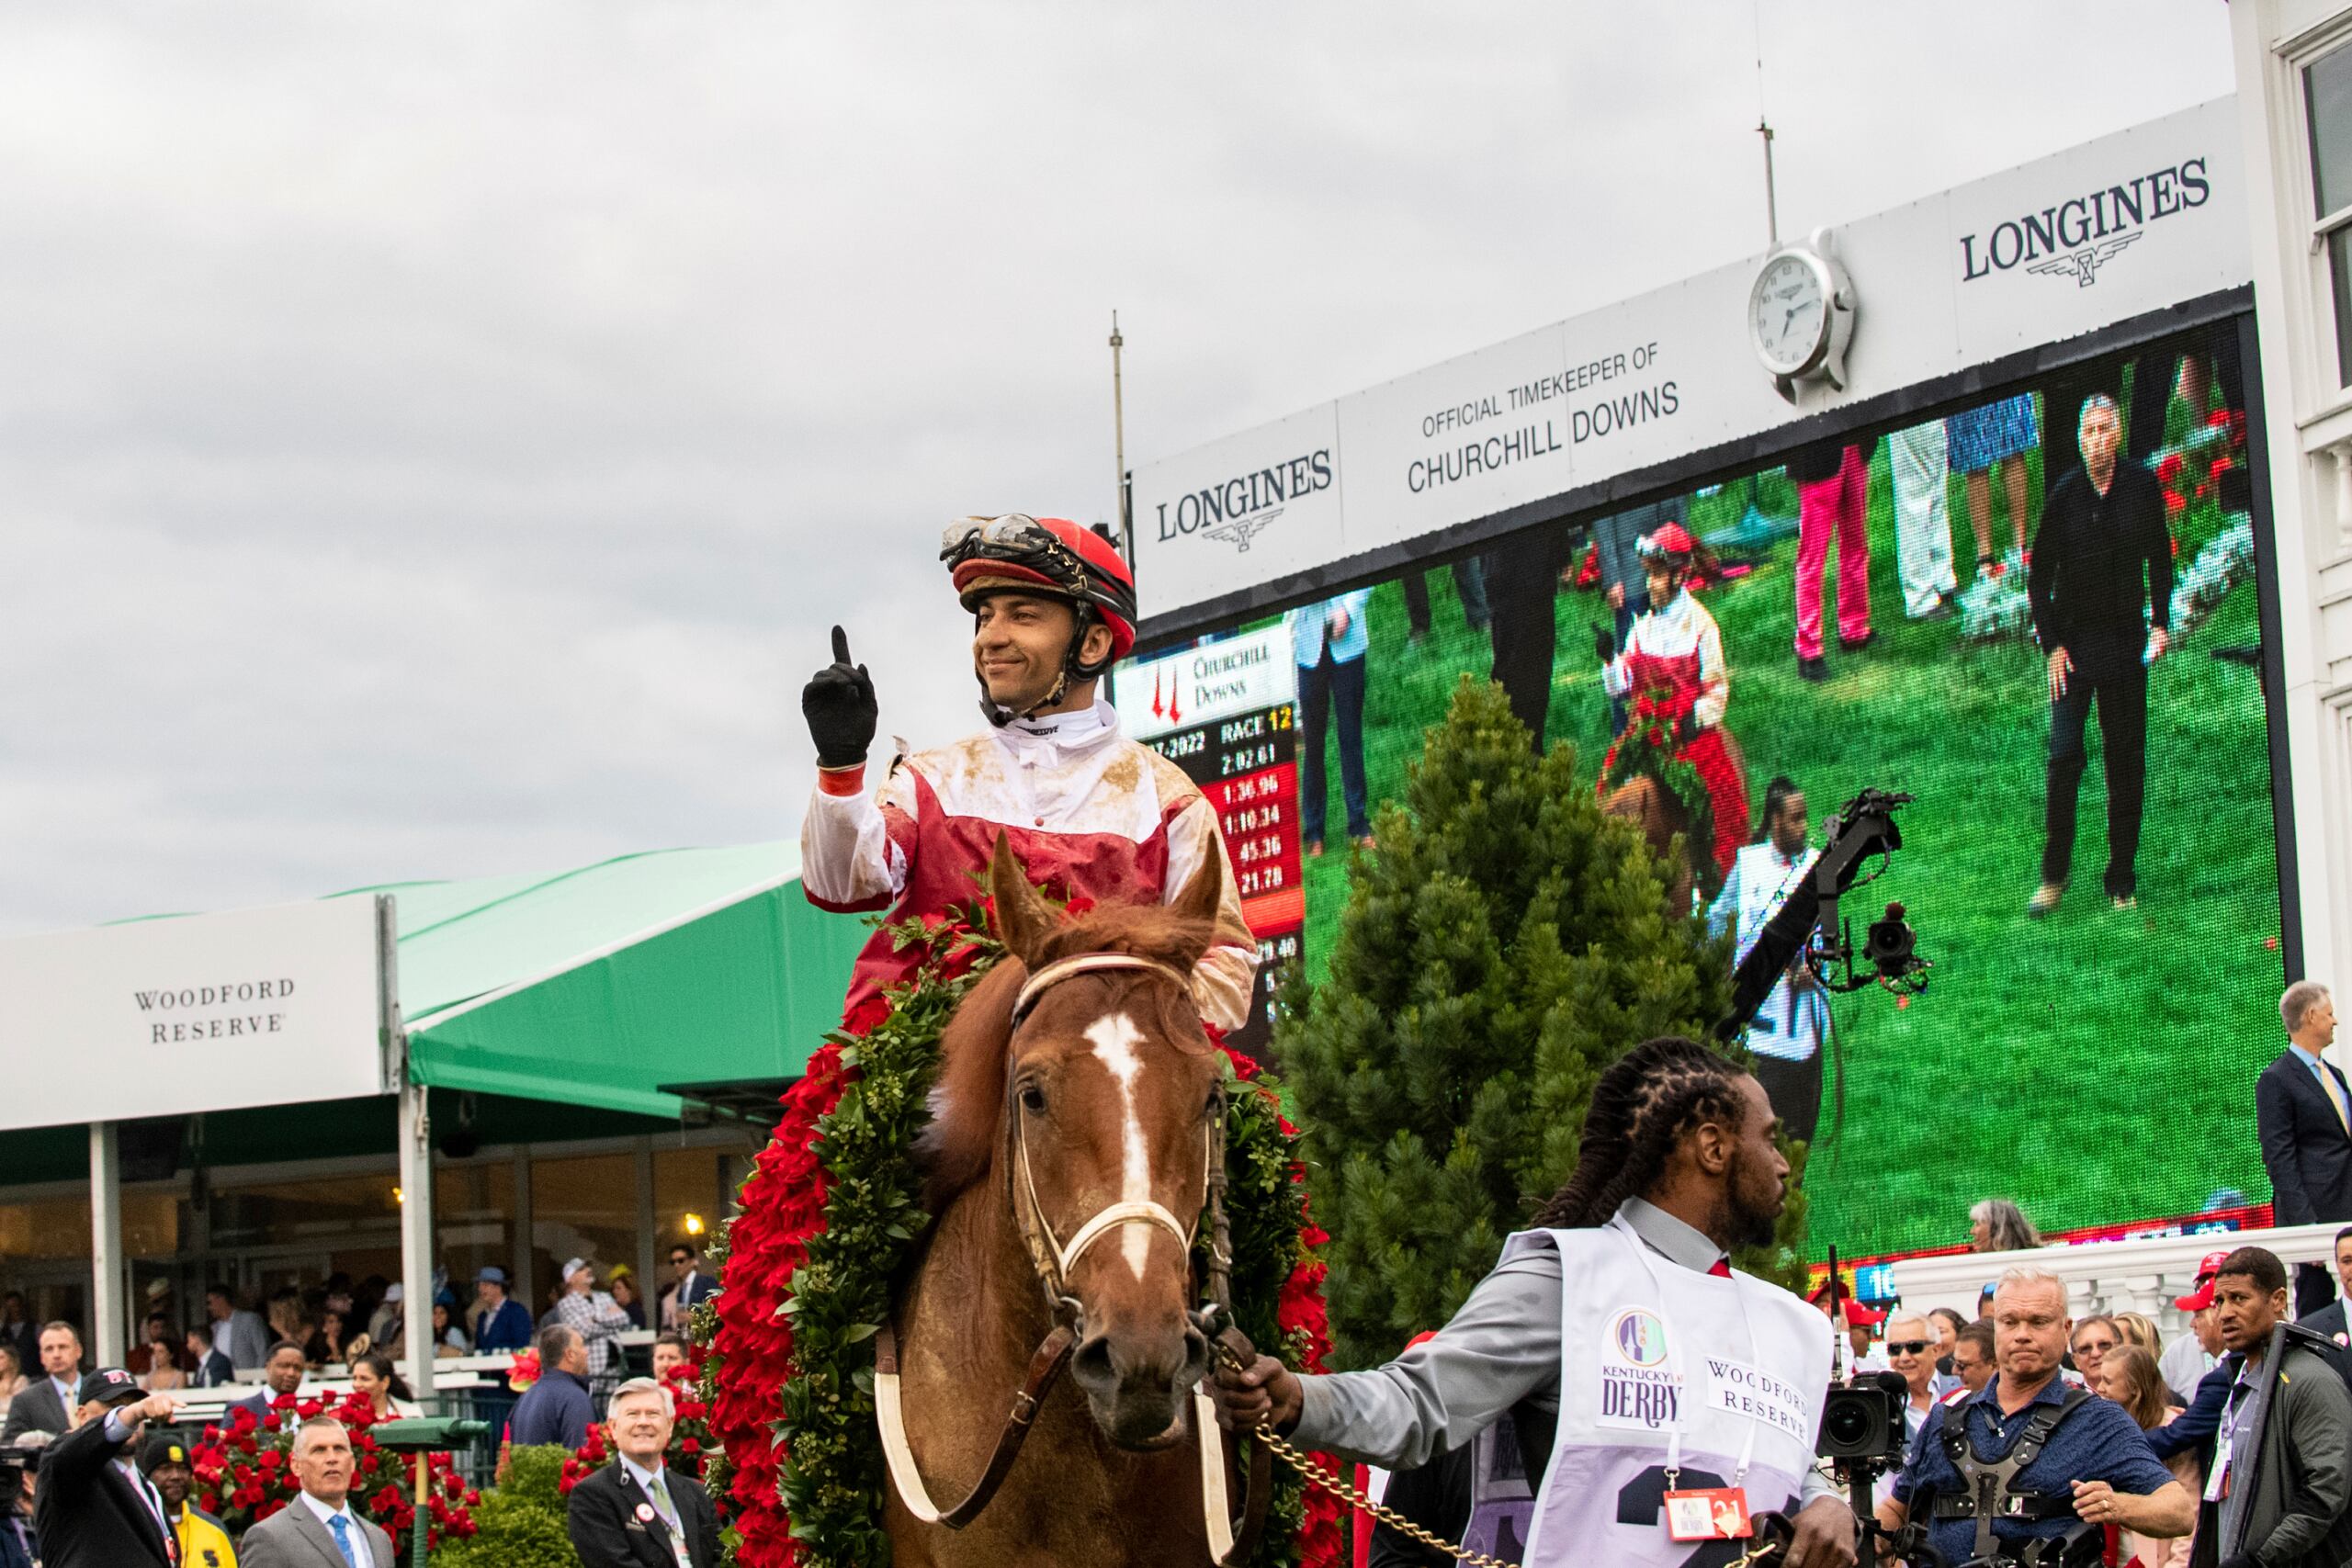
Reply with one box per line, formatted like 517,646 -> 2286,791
76,1368 -> 143,1407
140,1434 -> 192,1473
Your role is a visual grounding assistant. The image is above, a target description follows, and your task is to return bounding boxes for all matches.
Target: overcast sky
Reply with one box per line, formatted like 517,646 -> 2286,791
0,1 -> 2235,934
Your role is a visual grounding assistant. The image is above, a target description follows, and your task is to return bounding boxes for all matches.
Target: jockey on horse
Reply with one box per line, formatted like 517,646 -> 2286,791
710,513 -> 1259,1565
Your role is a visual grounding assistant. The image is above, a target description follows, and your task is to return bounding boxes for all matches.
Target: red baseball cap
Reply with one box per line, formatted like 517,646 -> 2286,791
2173,1247 -> 2233,1311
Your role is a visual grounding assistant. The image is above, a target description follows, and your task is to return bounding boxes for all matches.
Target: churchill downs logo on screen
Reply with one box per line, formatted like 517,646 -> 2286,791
1154,447 -> 1333,551
1958,155 -> 2210,288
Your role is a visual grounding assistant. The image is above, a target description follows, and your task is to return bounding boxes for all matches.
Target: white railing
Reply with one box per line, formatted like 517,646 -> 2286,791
1887,1221 -> 2346,1338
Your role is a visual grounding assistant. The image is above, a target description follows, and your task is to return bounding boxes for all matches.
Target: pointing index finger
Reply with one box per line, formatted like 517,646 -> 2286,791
831,625 -> 851,666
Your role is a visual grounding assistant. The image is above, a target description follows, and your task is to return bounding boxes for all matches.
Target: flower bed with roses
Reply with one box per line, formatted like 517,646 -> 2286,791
696,904 -> 1343,1568
192,1392 -> 480,1561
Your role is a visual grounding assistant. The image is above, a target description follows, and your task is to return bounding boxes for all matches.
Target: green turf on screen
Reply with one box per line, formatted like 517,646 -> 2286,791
1284,440 -> 2283,1260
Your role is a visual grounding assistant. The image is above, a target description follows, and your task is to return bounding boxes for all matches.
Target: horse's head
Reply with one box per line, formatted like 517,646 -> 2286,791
922,836 -> 1229,1450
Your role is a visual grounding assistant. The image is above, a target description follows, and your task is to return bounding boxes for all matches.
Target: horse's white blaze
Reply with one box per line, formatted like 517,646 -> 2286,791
1085,1011 -> 1155,1280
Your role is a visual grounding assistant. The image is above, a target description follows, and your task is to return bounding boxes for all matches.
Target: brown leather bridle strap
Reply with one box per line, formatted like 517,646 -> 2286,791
873,1318 -> 1077,1529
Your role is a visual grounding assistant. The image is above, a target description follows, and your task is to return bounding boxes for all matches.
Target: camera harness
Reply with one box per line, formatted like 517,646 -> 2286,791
1920,1384 -> 2100,1567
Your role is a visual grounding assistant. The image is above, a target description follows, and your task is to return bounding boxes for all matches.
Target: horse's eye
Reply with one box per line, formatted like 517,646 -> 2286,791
1020,1085 -> 1046,1114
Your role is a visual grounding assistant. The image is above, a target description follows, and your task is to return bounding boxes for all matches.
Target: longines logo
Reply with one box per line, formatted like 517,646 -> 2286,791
1958,155 -> 2209,288
1155,447 -> 1333,551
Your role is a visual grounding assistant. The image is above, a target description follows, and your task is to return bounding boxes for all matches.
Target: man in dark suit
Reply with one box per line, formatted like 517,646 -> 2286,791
0,1324 -> 85,1443
2301,1226 -> 2352,1346
567,1377 -> 720,1568
229,1342 -> 311,1427
30,1371 -> 180,1568
2258,980 -> 2352,1315
179,1329 -> 232,1390
658,1244 -> 718,1332
238,1416 -> 394,1567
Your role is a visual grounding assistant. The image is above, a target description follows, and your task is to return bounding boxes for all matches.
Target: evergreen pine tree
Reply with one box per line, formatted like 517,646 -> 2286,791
1278,676 -> 1807,1369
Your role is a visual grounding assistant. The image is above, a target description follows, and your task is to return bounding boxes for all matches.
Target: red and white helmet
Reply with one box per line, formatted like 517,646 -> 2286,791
1636,521 -> 1700,567
941,514 -> 1138,661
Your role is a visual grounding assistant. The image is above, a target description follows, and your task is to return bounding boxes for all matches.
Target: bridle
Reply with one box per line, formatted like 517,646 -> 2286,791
1005,953 -> 1224,1326
872,950 -> 1266,1562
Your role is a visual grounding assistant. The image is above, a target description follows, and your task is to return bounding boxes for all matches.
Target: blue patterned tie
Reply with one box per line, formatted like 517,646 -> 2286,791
328,1513 -> 361,1568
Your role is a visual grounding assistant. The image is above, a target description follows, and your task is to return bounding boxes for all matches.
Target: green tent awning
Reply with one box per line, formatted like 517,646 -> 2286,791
330,842 -> 870,1119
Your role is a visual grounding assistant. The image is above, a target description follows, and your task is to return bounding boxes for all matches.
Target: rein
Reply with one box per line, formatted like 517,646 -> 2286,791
871,950 -> 1269,1563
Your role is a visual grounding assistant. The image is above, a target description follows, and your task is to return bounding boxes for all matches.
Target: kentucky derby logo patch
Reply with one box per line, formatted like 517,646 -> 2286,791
1598,1307 -> 1682,1431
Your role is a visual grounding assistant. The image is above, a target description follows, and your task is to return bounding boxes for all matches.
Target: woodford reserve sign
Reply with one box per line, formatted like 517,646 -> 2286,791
0,895 -> 388,1130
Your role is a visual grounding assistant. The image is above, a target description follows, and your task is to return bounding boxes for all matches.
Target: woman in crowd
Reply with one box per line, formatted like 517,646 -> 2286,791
2112,1311 -> 2164,1354
306,1309 -> 347,1367
2070,1314 -> 2122,1390
608,1266 -> 648,1330
1927,1306 -> 1968,1377
429,1294 -> 468,1357
346,1349 -> 422,1420
1968,1197 -> 2042,1252
2099,1345 -> 2196,1568
0,1343 -> 26,1411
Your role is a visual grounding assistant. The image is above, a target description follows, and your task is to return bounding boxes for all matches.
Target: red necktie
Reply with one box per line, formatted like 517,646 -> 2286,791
1708,1258 -> 1732,1278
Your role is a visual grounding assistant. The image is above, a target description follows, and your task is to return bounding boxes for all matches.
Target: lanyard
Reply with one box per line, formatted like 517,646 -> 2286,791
1608,1213 -> 1762,1489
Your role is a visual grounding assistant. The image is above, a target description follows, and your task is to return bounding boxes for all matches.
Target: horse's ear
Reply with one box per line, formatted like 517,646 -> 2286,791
1167,842 -> 1225,936
988,832 -> 1057,964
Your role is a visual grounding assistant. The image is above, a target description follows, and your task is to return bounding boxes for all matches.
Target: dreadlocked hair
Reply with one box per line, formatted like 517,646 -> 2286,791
1532,1037 -> 1750,1229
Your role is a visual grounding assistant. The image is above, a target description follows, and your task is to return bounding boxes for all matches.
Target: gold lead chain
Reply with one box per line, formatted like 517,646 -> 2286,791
1244,1416 -> 1515,1568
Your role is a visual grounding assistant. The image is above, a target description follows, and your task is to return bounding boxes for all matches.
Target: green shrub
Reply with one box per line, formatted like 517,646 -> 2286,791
433,1446 -> 580,1568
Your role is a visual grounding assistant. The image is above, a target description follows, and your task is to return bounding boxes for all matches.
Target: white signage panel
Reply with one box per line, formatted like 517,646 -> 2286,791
1334,323 -> 1576,556
0,897 -> 386,1130
1130,98 -> 2251,626
1130,403 -> 1344,622
1114,620 -> 1299,740
1947,103 -> 2246,369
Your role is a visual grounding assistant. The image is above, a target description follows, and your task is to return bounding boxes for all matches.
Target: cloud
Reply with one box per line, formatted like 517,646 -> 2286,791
0,0 -> 2234,931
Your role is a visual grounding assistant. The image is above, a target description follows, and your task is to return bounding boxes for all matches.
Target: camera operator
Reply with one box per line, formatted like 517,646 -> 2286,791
0,1442 -> 36,1568
32,1370 -> 182,1568
1875,1268 -> 2191,1564
1214,1038 -> 1859,1567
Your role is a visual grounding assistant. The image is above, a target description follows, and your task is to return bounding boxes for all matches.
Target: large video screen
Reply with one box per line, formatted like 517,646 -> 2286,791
1117,324 -> 2288,1260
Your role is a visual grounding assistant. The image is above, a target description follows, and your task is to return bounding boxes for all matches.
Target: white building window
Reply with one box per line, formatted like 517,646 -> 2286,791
2306,38 -> 2352,384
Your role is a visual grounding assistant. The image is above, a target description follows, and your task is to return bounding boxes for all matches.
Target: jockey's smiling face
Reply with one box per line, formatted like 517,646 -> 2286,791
973,592 -> 1114,714
1645,559 -> 1679,613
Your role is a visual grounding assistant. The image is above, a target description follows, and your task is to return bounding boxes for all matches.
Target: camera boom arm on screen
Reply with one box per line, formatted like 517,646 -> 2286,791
1714,787 -> 1929,1043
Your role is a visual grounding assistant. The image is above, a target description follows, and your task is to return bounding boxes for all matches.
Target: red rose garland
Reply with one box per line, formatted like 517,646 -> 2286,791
190,1392 -> 479,1560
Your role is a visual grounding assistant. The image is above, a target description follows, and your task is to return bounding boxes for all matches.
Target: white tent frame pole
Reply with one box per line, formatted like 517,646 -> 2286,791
89,1121 -> 123,1366
382,895 -> 438,1410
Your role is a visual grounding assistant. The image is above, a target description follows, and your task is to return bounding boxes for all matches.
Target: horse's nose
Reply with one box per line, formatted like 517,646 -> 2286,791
1071,1320 -> 1211,1447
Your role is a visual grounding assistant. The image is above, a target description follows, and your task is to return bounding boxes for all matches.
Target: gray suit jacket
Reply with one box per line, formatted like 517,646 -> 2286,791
0,1379 -> 71,1443
238,1497 -> 395,1568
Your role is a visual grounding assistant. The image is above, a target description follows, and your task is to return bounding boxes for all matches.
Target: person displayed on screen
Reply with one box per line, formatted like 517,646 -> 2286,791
1708,777 -> 1828,1143
1946,393 -> 2038,581
1589,498 -> 1684,732
2026,394 -> 2173,919
1286,589 -> 1374,856
1887,422 -> 1958,620
1968,1197 -> 2043,1253
1787,438 -> 1874,682
1599,524 -> 1751,875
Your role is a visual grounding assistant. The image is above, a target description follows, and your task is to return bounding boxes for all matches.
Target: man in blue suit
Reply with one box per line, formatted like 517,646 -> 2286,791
2257,982 -> 2352,1316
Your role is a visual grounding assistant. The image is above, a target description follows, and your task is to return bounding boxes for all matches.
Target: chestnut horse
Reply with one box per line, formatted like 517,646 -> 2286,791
1602,773 -> 1698,911
877,837 -> 1250,1566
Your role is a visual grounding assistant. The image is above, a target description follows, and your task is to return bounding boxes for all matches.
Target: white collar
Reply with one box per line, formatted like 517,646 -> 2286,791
300,1491 -> 356,1529
620,1454 -> 669,1492
51,1375 -> 75,1401
1001,698 -> 1116,748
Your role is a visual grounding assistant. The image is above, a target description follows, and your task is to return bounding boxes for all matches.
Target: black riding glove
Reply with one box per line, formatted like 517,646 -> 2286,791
802,625 -> 877,768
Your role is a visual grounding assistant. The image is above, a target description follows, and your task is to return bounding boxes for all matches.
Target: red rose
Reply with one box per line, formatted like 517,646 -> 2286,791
2165,492 -> 2187,515
2157,453 -> 2184,483
680,1438 -> 702,1455
1645,725 -> 1666,747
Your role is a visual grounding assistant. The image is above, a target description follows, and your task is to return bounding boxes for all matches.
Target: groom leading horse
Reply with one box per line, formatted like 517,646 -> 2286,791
710,514 -> 1261,1566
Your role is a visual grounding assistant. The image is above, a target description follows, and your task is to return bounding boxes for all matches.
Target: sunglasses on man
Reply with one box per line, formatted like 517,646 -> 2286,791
1885,1339 -> 1932,1357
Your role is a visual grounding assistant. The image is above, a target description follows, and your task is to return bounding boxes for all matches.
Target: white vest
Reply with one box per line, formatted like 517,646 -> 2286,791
1727,841 -> 1827,1060
1513,1216 -> 1833,1568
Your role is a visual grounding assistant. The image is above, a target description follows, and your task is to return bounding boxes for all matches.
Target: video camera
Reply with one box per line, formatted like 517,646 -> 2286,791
1819,1371 -> 1910,1468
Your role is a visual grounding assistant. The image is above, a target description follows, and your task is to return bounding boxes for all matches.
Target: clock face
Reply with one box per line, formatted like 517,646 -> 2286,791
1750,253 -> 1828,376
